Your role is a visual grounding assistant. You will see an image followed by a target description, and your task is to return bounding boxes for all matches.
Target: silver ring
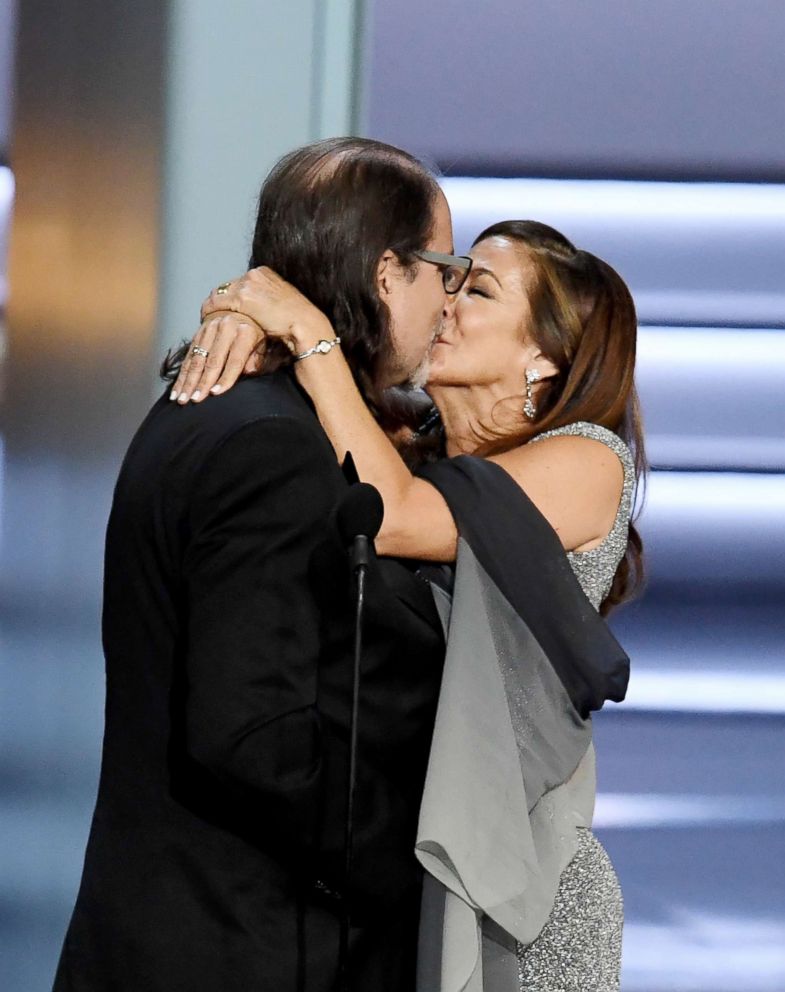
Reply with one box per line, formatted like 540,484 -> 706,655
216,282 -> 232,295
192,346 -> 209,358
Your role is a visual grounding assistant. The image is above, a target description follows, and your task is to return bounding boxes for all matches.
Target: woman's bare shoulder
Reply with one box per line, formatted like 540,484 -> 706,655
488,433 -> 624,550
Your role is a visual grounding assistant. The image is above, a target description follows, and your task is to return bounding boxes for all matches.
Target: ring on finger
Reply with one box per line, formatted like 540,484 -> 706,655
192,346 -> 209,358
216,282 -> 232,295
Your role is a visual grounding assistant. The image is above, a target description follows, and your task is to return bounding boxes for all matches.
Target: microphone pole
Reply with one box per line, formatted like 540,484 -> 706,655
334,482 -> 384,992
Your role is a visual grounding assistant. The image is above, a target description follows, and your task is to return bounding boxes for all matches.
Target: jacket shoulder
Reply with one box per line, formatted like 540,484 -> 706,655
182,373 -> 319,437
120,372 -> 334,494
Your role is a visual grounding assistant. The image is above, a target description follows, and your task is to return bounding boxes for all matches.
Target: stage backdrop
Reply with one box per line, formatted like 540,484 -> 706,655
361,2 -> 785,990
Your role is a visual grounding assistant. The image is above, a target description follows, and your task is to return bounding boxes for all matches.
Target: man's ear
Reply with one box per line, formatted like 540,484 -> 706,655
376,249 -> 396,299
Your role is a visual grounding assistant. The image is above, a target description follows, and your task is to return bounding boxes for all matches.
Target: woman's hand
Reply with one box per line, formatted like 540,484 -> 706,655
174,270 -> 459,558
201,267 -> 332,349
171,310 -> 264,404
172,267 -> 334,403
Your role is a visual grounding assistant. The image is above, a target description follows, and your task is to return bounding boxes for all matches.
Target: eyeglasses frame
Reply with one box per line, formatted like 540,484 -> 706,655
414,249 -> 473,293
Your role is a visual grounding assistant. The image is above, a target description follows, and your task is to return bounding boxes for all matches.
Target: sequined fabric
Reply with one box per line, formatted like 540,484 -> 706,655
514,422 -> 634,989
516,829 -> 623,991
531,421 -> 636,610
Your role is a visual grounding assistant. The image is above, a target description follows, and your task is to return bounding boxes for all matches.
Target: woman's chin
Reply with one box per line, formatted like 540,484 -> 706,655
426,363 -> 464,389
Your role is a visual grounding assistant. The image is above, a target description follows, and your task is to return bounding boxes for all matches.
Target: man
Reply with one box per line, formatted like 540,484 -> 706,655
53,138 -> 461,991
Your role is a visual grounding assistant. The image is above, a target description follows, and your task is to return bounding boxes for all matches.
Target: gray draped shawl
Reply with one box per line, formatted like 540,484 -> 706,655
413,456 -> 629,992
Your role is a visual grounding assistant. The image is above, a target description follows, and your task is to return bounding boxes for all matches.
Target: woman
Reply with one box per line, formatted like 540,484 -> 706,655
177,220 -> 645,991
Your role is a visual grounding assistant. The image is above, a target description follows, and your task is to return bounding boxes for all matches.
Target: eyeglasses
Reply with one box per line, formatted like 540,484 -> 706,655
414,250 -> 473,294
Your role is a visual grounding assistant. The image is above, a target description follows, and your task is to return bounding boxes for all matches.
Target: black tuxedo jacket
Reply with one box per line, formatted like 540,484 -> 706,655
53,373 -> 445,992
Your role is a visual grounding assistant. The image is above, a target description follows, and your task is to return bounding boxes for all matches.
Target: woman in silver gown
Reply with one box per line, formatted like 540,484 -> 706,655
178,219 -> 645,991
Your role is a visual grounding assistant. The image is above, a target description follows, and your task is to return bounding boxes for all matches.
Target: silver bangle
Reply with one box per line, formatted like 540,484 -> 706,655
293,337 -> 341,362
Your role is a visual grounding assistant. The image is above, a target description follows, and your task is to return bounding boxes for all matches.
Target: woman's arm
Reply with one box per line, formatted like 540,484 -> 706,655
174,268 -> 460,559
178,268 -> 623,560
293,341 -> 623,559
290,331 -> 460,561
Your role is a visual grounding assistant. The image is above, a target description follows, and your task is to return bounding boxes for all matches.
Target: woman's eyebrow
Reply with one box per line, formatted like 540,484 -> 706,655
471,266 -> 503,288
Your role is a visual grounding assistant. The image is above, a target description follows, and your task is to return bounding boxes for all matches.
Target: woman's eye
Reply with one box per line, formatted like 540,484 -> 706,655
468,287 -> 490,298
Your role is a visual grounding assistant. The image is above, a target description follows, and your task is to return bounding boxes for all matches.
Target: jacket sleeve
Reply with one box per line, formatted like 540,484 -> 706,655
180,415 -> 417,910
182,417 -> 338,833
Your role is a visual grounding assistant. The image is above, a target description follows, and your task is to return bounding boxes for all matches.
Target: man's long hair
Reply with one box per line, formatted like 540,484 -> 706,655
162,137 -> 440,425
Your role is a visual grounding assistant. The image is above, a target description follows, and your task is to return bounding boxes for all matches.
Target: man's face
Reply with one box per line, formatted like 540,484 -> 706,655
378,190 -> 454,388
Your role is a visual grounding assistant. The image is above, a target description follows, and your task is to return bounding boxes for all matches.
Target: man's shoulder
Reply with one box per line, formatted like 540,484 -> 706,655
123,372 -> 333,487
153,372 -> 325,447
187,372 -> 317,434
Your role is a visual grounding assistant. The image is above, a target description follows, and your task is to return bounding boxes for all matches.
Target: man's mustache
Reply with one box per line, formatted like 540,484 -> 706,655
427,319 -> 444,352
406,319 -> 445,391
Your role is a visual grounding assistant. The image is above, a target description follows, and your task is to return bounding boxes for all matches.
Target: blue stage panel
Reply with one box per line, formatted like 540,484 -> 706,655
441,177 -> 785,328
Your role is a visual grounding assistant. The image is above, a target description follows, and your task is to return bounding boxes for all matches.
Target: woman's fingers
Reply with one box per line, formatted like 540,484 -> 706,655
170,320 -> 213,400
200,268 -> 327,347
243,351 -> 263,375
200,278 -> 242,321
174,314 -> 264,404
175,317 -> 221,404
170,358 -> 190,402
201,271 -> 295,337
210,322 -> 265,395
175,267 -> 324,400
188,315 -> 241,402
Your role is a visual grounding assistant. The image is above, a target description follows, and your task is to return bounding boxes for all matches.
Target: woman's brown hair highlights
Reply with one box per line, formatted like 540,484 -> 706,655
473,220 -> 647,615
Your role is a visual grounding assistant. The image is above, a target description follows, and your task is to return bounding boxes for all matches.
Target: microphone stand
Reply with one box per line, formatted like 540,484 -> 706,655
338,534 -> 370,992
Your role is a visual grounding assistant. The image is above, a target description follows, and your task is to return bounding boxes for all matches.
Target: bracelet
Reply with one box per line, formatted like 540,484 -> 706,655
293,337 -> 341,362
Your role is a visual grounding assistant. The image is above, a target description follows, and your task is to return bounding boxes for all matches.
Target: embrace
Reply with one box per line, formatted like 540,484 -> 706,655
54,138 -> 644,992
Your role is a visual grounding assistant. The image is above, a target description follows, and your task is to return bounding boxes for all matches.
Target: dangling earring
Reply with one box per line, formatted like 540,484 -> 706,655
524,368 -> 541,419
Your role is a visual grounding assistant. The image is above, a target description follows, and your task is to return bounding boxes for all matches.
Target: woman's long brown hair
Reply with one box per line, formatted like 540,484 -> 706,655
457,220 -> 647,615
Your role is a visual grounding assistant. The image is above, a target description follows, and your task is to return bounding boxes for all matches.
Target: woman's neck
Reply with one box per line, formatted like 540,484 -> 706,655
427,381 -> 525,457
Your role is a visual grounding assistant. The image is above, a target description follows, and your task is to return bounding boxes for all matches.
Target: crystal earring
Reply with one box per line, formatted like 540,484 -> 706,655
524,368 -> 541,419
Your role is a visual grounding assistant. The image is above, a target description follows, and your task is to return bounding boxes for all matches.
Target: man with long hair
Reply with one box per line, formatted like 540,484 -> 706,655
53,138 -> 462,992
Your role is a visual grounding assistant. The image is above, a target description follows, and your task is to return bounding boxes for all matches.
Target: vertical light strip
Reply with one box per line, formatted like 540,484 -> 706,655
308,0 -> 328,139
157,0 -> 347,361
311,0 -> 366,139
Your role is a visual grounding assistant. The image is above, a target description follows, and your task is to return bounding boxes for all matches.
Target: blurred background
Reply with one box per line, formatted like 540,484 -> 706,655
1,1 -> 783,989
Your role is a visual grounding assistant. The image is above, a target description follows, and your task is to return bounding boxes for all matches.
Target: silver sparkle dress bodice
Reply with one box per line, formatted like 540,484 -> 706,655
532,421 -> 637,611
514,421 -> 634,991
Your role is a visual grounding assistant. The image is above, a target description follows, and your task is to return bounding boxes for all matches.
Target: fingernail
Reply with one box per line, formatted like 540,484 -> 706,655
191,390 -> 201,402
210,384 -> 223,394
178,393 -> 189,404
170,390 -> 178,401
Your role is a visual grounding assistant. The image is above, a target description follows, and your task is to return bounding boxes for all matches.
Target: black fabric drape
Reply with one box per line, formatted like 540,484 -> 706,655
418,455 -> 629,716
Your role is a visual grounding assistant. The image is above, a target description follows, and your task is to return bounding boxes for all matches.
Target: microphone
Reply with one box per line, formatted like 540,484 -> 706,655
334,480 -> 384,991
335,482 -> 384,571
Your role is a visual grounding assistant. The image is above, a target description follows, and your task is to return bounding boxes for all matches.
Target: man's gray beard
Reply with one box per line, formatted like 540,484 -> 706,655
404,318 -> 442,391
407,354 -> 431,391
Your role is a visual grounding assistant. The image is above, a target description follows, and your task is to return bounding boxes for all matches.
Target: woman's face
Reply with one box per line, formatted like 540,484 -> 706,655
426,236 -> 546,391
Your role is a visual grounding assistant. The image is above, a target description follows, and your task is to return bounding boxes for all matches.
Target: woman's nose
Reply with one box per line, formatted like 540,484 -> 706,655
442,293 -> 457,320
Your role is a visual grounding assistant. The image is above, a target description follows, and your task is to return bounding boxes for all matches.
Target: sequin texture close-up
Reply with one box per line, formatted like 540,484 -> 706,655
532,421 -> 636,611
516,827 -> 624,991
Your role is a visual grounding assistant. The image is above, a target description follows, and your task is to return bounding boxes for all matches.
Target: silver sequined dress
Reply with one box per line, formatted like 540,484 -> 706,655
514,421 -> 635,992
